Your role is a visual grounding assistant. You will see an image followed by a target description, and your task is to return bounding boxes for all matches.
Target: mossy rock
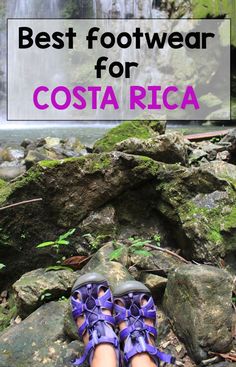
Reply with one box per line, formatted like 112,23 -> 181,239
93,120 -> 166,153
0,152 -> 161,288
154,161 -> 236,266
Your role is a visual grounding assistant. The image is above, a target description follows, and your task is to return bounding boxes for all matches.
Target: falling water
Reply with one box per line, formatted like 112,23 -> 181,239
7,0 -> 61,18
95,0 -> 166,19
0,0 -> 62,122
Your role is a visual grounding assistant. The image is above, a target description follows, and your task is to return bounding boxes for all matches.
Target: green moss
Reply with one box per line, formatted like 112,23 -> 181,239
87,155 -> 111,172
39,157 -> 81,169
0,184 -> 12,206
180,196 -> 236,251
224,207 -> 236,230
208,229 -> 223,243
0,294 -> 17,332
0,179 -> 6,189
134,156 -> 160,176
93,120 -> 158,152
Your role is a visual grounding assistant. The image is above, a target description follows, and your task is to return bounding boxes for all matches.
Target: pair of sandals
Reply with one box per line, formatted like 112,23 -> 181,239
70,272 -> 175,367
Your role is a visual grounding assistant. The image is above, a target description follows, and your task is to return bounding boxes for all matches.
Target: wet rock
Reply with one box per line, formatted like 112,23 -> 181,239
21,138 -> 33,149
79,205 -> 117,238
45,137 -> 61,148
64,137 -> 85,153
93,120 -> 166,152
25,149 -> 49,168
0,161 -> 26,180
12,268 -> 78,318
0,147 -> 25,162
0,301 -> 82,367
164,264 -> 233,364
115,132 -> 188,164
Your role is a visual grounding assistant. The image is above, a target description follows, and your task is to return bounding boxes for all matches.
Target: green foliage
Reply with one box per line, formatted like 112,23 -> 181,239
36,228 -> 76,254
0,263 -> 5,271
210,137 -> 221,144
83,233 -> 107,251
109,237 -> 153,262
153,234 -> 161,247
109,246 -> 125,261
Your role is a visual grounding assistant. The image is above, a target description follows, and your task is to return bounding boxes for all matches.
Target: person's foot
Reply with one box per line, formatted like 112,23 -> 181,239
70,273 -> 119,367
113,280 -> 175,367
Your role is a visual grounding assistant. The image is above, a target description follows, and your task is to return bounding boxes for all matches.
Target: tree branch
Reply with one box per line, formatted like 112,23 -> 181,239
0,198 -> 43,211
144,244 -> 189,264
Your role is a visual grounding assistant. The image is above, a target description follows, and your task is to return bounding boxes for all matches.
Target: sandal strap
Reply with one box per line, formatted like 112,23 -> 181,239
71,281 -> 119,366
124,340 -> 176,365
114,291 -> 175,366
72,334 -> 119,366
120,324 -> 157,342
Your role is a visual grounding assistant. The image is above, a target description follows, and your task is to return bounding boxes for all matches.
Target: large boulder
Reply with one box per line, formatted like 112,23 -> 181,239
114,133 -> 188,165
0,301 -> 83,367
0,152 -> 160,288
93,120 -> 166,152
164,264 -> 233,364
154,161 -> 236,265
13,268 -> 78,318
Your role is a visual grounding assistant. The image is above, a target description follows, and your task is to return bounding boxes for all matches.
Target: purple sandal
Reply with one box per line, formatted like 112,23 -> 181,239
70,272 -> 119,366
114,280 -> 176,367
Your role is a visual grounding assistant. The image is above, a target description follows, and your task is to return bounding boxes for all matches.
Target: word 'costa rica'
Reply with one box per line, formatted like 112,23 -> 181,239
33,85 -> 200,111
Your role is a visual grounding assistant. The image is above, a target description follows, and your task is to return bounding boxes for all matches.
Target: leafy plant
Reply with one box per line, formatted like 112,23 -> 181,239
109,237 -> 152,262
83,233 -> 107,251
36,228 -> 76,254
153,234 -> 161,247
0,263 -> 5,271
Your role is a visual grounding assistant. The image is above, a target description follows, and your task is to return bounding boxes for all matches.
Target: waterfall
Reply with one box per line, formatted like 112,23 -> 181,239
7,0 -> 61,18
95,0 -> 166,19
0,0 -> 62,122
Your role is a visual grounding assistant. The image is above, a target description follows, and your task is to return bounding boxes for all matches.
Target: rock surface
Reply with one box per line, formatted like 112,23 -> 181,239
93,120 -> 166,152
0,301 -> 83,367
115,133 -> 188,164
13,268 -> 78,318
164,264 -> 233,363
0,152 -> 159,288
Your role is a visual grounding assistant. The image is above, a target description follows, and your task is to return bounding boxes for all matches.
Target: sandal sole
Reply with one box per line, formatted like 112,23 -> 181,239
71,272 -> 108,294
113,280 -> 151,297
